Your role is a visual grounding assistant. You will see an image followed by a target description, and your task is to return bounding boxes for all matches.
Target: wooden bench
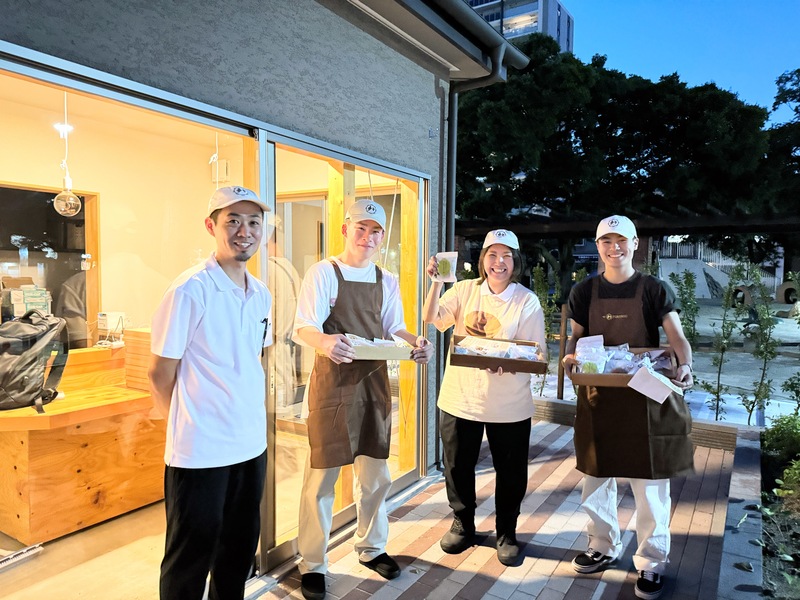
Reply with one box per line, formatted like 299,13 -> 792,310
0,339 -> 165,545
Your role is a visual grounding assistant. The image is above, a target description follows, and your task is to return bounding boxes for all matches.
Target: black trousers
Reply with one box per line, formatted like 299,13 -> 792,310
440,411 -> 531,535
160,451 -> 267,600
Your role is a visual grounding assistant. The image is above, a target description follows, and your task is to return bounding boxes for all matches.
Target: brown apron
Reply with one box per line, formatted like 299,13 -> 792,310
574,275 -> 694,479
306,261 -> 392,469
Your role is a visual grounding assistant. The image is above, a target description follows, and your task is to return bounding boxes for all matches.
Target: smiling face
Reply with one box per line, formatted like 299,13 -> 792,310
479,243 -> 516,293
205,200 -> 264,264
596,232 -> 638,272
341,219 -> 385,267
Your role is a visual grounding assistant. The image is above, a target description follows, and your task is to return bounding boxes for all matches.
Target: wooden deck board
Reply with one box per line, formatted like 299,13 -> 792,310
257,421 -> 736,600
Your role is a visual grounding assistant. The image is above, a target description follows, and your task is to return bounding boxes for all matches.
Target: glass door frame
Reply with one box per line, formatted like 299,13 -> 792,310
257,132 -> 431,573
0,41 -> 433,584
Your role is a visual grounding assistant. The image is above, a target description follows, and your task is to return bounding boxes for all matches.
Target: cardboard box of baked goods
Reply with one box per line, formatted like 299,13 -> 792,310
449,335 -> 547,374
353,344 -> 414,361
569,347 -> 676,387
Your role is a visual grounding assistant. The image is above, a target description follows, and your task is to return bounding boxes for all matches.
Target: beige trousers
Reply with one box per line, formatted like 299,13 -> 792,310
297,455 -> 392,574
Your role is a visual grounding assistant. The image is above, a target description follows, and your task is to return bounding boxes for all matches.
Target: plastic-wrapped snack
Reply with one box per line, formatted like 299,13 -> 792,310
576,335 -> 609,374
650,353 -> 674,374
604,350 -> 637,373
457,336 -> 512,358
635,350 -> 674,375
606,343 -> 630,354
508,343 -> 544,362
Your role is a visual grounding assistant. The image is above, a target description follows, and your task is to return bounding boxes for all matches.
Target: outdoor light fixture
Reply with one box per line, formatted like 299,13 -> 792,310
53,92 -> 82,217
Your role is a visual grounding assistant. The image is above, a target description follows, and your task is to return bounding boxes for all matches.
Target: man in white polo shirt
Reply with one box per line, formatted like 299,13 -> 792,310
149,185 -> 273,600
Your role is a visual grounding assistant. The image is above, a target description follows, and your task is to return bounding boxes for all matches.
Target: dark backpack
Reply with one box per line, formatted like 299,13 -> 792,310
0,310 -> 69,413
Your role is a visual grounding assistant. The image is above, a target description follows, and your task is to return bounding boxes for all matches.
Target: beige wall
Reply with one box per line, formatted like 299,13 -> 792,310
0,75 -> 249,328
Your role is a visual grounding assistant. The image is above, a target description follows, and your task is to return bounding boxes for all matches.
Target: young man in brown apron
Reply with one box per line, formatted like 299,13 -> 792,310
292,200 -> 433,600
563,215 -> 695,600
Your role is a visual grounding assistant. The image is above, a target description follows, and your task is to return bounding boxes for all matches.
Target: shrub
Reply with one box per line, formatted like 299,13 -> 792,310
762,414 -> 800,490
669,270 -> 699,347
776,459 -> 800,513
782,373 -> 800,415
763,414 -> 800,465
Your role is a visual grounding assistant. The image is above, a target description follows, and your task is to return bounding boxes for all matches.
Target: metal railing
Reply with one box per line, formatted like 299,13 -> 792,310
656,241 -> 777,294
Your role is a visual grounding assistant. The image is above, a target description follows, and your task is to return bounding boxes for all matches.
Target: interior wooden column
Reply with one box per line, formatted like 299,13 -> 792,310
242,138 -> 262,280
398,180 -> 419,472
331,162 -> 356,510
326,163 -> 355,260
83,193 -> 100,343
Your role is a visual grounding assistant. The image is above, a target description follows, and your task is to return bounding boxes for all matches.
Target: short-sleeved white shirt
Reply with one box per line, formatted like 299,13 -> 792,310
292,257 -> 406,342
430,279 -> 547,423
151,254 -> 273,468
292,257 -> 407,417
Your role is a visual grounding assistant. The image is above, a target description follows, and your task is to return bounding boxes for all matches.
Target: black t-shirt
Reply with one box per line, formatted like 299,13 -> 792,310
567,272 -> 678,347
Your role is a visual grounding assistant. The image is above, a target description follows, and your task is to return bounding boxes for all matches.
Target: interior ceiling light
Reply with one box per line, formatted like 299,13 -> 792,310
53,92 -> 81,217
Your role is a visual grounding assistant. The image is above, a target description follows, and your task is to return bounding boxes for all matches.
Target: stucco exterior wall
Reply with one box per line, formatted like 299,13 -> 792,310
0,0 -> 447,200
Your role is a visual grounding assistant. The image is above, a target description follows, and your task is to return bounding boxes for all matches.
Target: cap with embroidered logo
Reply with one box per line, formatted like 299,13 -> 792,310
346,200 -> 386,230
596,215 -> 637,240
482,229 -> 519,250
208,186 -> 269,216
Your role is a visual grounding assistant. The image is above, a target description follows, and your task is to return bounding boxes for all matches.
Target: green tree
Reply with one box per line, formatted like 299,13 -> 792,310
740,268 -> 781,426
773,68 -> 800,122
699,263 -> 746,421
669,270 -> 699,347
457,34 -> 771,295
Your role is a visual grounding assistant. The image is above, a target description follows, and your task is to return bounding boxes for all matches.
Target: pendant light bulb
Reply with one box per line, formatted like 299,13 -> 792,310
53,174 -> 82,217
53,91 -> 82,217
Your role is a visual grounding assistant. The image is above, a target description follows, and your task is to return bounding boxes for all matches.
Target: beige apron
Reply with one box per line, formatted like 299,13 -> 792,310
574,275 -> 694,479
306,261 -> 392,469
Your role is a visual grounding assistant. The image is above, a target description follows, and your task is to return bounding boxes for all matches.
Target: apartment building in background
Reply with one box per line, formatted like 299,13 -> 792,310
467,0 -> 574,50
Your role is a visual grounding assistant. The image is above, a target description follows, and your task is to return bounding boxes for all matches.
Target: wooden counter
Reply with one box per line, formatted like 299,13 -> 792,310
0,341 -> 165,545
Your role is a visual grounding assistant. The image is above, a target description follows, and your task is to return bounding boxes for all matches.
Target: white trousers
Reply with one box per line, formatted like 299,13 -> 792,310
297,455 -> 392,574
580,476 -> 671,574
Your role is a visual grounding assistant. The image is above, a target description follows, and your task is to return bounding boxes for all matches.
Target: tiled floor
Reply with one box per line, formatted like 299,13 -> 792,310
254,420 -> 734,599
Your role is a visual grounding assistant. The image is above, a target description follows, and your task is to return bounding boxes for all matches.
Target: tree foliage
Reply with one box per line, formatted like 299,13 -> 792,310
456,34 -> 800,285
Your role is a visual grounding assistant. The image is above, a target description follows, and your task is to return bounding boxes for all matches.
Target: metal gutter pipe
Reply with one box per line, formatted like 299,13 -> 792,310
435,42 -> 507,470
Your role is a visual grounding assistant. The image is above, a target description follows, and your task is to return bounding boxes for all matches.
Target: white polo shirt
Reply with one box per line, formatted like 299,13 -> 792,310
151,254 -> 272,468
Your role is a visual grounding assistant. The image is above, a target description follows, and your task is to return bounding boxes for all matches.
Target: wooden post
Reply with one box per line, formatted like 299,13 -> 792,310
557,304 -> 568,400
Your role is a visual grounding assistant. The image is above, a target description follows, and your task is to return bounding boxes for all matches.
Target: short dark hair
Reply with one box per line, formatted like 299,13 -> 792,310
209,208 -> 221,223
476,245 -> 523,284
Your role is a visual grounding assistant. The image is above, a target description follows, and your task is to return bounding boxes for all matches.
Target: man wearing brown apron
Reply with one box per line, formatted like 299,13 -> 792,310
292,200 -> 433,600
563,215 -> 695,600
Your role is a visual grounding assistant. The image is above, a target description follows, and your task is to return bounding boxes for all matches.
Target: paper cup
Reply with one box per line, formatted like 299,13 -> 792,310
433,251 -> 458,283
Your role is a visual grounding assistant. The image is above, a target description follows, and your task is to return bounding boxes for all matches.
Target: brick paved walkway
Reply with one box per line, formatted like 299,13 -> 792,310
255,420 -> 734,600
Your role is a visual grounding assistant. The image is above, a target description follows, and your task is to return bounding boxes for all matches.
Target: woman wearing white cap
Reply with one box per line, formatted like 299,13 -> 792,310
423,229 -> 547,567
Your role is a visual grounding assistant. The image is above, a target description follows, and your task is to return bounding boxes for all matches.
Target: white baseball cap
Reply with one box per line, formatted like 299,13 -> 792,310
596,215 -> 637,240
208,186 -> 269,216
346,200 -> 386,230
482,229 -> 519,250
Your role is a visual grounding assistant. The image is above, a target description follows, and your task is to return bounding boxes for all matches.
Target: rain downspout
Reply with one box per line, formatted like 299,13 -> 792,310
435,42 -> 507,470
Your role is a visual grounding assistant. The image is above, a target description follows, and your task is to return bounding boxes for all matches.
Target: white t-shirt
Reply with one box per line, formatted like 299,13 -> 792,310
431,279 -> 547,423
292,257 -> 407,417
292,257 -> 406,342
151,254 -> 273,468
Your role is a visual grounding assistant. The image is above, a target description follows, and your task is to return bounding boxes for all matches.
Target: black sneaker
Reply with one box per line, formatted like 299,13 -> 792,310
440,516 -> 475,554
359,552 -> 401,580
300,572 -> 326,600
571,549 -> 617,573
496,532 -> 520,566
635,570 -> 664,599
